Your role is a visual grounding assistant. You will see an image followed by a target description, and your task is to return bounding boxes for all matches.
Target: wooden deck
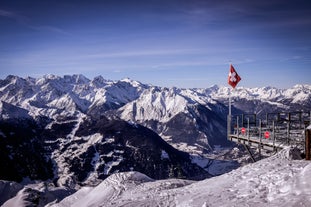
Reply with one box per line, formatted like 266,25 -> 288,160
229,134 -> 287,151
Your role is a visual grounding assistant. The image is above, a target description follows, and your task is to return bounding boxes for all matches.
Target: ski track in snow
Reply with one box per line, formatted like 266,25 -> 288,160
47,147 -> 311,207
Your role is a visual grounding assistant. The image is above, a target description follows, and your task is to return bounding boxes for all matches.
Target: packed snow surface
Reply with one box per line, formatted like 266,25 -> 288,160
49,147 -> 311,207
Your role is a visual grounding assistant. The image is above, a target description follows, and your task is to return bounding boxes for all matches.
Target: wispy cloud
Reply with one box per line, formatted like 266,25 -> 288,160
0,9 -> 28,23
30,25 -> 70,35
0,8 -> 69,35
0,9 -> 18,18
167,78 -> 213,81
177,0 -> 311,34
151,58 -> 255,69
83,48 -> 200,59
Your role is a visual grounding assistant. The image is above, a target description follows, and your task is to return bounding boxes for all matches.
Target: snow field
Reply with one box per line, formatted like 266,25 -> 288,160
48,147 -> 311,207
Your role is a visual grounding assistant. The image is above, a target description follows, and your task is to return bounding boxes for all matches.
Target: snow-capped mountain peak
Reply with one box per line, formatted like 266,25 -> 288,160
120,86 -> 190,122
0,74 -> 310,206
1,74 -> 309,150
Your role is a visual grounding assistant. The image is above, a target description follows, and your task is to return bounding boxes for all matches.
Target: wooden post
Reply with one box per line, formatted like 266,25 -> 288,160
306,128 -> 311,160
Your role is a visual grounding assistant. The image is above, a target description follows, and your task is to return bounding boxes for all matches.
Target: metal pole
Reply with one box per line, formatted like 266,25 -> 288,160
254,114 -> 257,125
285,112 -> 290,145
299,112 -> 302,129
247,118 -> 250,146
259,119 -> 262,158
287,121 -> 290,145
237,116 -> 239,137
227,115 -> 231,141
227,88 -> 232,140
306,128 -> 311,160
266,113 -> 269,129
273,121 -> 276,151
229,88 -> 231,118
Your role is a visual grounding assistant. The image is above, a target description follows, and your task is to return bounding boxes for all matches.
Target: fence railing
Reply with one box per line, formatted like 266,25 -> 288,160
228,111 -> 311,153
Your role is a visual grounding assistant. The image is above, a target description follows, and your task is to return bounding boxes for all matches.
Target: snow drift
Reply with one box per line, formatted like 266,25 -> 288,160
47,147 -> 311,207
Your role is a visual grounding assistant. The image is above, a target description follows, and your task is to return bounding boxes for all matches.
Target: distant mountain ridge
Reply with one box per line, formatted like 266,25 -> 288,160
0,75 -> 310,175
0,75 -> 310,149
0,74 -> 310,205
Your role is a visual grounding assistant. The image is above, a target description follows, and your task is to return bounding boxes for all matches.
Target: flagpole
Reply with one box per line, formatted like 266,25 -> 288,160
227,63 -> 241,140
229,88 -> 232,117
228,83 -> 232,139
228,62 -> 232,140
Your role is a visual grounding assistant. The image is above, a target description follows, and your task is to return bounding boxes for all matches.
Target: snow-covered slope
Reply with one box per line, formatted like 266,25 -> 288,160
2,182 -> 74,207
1,75 -> 310,206
0,75 -> 148,119
0,113 -> 209,191
206,84 -> 311,103
46,147 -> 311,207
0,75 -> 309,152
0,101 -> 31,120
118,86 -> 229,151
0,75 -> 310,183
204,84 -> 311,116
1,75 -> 309,118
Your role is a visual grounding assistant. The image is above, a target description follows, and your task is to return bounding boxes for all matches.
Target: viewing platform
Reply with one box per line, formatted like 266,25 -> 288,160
228,111 -> 311,160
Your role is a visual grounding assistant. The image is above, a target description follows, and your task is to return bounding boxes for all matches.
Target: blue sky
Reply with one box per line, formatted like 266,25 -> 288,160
0,0 -> 310,88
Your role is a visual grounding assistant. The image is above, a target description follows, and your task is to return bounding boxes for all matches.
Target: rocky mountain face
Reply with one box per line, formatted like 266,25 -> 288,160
0,117 -> 54,182
0,75 -> 310,185
1,75 -> 309,150
206,84 -> 311,117
0,110 -> 210,207
0,111 -> 209,185
0,75 -> 232,152
118,86 -> 230,151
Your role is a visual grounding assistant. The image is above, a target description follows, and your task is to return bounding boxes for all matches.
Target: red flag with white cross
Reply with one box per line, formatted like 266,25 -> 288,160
228,64 -> 241,89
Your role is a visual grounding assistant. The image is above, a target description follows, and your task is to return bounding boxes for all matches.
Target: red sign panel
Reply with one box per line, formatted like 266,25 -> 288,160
241,127 -> 246,134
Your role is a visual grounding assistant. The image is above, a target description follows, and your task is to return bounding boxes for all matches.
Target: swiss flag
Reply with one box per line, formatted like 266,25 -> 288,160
228,64 -> 241,89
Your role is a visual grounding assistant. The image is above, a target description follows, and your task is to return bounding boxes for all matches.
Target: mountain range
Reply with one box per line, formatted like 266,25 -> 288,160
0,74 -> 310,206
1,75 -> 310,149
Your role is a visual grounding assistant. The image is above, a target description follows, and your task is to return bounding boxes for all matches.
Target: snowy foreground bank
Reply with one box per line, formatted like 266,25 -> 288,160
4,147 -> 311,207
